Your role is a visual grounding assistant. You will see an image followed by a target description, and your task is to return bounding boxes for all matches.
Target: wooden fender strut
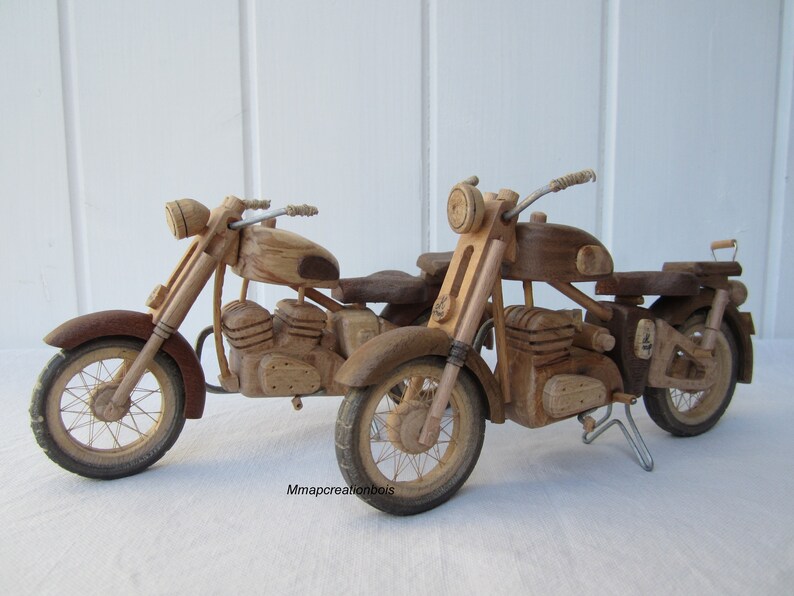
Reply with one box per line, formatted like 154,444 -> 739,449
647,319 -> 717,391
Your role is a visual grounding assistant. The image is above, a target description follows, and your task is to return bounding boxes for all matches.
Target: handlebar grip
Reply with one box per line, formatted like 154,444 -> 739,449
285,204 -> 319,217
459,175 -> 479,187
710,239 -> 736,251
548,169 -> 597,192
243,199 -> 271,210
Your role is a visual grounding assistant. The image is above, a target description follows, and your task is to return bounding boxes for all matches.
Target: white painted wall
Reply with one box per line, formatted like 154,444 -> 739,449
1,0 -> 791,348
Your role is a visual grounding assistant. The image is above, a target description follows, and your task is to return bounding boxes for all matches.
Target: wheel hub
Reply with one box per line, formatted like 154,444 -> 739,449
89,383 -> 130,422
387,400 -> 433,455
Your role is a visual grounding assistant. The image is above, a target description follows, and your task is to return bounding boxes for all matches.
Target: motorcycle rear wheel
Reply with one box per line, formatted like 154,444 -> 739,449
30,337 -> 186,479
644,313 -> 738,436
335,356 -> 485,515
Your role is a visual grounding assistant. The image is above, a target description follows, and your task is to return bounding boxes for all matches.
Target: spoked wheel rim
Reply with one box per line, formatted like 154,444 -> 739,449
358,362 -> 471,497
665,320 -> 734,426
371,376 -> 458,482
46,344 -> 177,464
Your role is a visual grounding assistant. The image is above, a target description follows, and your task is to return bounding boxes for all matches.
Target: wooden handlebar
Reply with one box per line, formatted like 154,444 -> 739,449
710,239 -> 736,251
549,169 -> 597,192
242,199 -> 271,210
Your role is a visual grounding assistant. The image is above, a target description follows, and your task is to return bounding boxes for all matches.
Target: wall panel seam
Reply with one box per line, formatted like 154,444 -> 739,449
239,0 -> 261,201
421,0 -> 431,253
57,0 -> 91,314
762,0 -> 793,338
426,0 -> 438,252
597,0 -> 619,252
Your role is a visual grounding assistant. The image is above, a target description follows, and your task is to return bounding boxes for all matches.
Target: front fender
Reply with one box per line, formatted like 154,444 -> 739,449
336,326 -> 504,423
44,310 -> 206,418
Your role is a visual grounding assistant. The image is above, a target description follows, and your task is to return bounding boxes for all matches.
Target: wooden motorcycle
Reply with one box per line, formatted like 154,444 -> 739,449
334,171 -> 755,515
31,196 -> 442,479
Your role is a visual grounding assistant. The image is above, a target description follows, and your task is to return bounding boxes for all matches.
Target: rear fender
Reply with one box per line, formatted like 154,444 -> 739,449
335,326 -> 504,423
44,310 -> 206,418
650,293 -> 754,383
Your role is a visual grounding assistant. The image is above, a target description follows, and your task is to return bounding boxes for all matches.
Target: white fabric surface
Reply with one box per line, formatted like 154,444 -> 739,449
2,341 -> 792,595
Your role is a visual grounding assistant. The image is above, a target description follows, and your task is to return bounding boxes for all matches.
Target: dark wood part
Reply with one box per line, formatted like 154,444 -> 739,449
416,251 -> 454,282
663,261 -> 742,277
298,255 -> 340,281
649,293 -> 754,383
332,270 -> 429,305
595,271 -> 700,297
585,302 -> 654,396
503,223 -> 614,283
379,299 -> 437,327
43,310 -> 206,419
334,326 -> 505,423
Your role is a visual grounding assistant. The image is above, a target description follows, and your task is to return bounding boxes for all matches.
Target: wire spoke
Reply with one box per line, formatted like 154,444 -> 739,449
129,404 -> 161,423
62,394 -> 90,412
117,418 -> 145,437
88,416 -> 106,446
407,454 -> 423,479
106,422 -> 121,448
374,441 -> 398,465
130,389 -> 160,407
66,413 -> 94,432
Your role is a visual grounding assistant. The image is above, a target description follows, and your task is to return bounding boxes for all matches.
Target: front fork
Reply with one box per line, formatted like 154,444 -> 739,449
418,239 -> 507,446
102,252 -> 219,419
101,197 -> 246,418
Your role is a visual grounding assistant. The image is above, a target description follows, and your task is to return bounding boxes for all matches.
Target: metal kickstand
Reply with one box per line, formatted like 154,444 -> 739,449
577,403 -> 654,471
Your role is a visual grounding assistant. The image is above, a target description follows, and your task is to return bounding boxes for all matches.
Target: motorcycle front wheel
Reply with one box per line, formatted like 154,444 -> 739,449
644,313 -> 738,436
335,356 -> 485,515
30,337 -> 186,479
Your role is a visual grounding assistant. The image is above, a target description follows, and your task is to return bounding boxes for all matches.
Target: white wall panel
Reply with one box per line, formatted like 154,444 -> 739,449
610,0 -> 780,327
65,0 -> 245,342
253,1 -> 424,282
776,80 -> 794,337
1,0 -> 791,347
0,1 -> 77,348
432,0 -> 604,309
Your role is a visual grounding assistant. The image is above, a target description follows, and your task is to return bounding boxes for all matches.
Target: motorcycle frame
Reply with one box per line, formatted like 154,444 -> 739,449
415,188 -> 735,445
85,195 -> 433,412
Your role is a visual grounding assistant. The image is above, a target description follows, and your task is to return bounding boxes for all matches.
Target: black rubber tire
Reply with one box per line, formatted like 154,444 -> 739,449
335,356 -> 486,515
30,337 -> 186,479
644,314 -> 738,437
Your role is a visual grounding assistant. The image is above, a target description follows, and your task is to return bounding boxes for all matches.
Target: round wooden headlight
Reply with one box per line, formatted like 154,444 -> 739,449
447,183 -> 484,234
165,199 -> 210,239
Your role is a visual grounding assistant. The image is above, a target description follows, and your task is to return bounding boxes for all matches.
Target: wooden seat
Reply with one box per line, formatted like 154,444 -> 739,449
595,271 -> 700,297
416,251 -> 453,281
662,261 -> 742,277
332,270 -> 429,305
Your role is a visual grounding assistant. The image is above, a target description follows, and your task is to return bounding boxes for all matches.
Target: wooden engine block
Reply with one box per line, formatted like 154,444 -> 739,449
331,308 -> 396,358
221,298 -> 346,397
502,306 -> 623,428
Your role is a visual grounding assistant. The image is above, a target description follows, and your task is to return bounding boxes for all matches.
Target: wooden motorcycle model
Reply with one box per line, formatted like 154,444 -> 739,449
334,170 -> 755,515
31,195 -> 443,479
